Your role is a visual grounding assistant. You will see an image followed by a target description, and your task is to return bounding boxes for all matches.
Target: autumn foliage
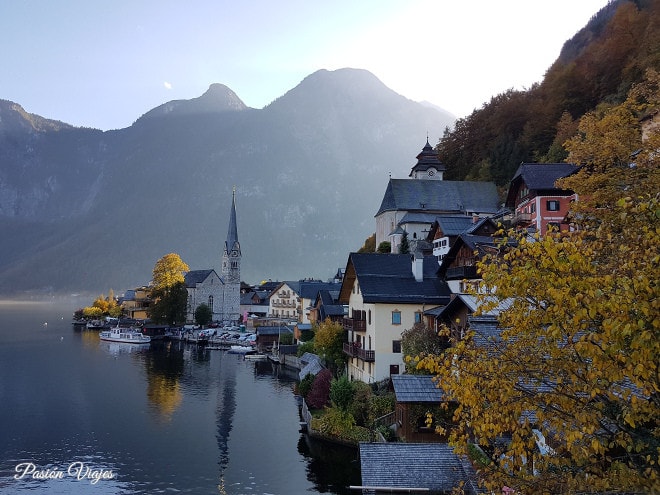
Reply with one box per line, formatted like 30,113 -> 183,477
419,73 -> 659,493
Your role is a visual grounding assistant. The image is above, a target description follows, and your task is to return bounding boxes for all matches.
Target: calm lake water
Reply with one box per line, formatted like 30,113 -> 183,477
0,299 -> 360,495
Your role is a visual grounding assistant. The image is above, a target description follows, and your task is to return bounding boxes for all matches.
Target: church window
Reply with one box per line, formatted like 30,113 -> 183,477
208,295 -> 214,311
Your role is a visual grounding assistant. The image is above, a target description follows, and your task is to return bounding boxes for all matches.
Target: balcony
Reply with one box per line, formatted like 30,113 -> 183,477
343,343 -> 375,362
445,265 -> 479,280
512,212 -> 532,225
343,317 -> 366,332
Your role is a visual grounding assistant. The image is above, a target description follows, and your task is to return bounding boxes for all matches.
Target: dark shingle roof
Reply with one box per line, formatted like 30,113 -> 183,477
511,163 -> 579,190
342,253 -> 451,305
298,281 -> 341,300
435,215 -> 477,236
359,443 -> 480,494
184,269 -> 215,287
376,179 -> 499,216
392,374 -> 444,402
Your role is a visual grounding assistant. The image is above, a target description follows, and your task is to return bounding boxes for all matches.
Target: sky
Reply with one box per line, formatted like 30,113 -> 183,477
1,0 -> 611,131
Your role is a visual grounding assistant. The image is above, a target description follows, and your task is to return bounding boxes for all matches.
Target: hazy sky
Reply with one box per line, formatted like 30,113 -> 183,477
2,0 -> 610,131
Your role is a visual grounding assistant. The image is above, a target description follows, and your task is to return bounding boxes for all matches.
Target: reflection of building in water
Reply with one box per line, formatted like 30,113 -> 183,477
215,354 -> 237,494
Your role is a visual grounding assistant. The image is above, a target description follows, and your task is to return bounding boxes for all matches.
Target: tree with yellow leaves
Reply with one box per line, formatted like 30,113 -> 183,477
420,71 -> 659,493
150,253 -> 190,325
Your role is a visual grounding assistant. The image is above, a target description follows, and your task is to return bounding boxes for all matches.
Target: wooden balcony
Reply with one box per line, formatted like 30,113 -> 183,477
343,342 -> 375,362
445,265 -> 479,280
512,212 -> 532,225
343,317 -> 366,332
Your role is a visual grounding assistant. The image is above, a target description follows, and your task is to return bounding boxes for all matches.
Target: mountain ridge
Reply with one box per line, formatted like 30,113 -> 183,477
0,68 -> 454,295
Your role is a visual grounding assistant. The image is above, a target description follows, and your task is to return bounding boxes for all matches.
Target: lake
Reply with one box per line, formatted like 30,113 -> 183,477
0,299 -> 360,494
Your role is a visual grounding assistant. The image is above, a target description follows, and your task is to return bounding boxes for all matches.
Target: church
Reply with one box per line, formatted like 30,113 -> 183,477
374,140 -> 500,254
184,189 -> 241,324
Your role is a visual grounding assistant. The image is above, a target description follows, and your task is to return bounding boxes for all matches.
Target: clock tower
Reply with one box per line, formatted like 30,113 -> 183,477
221,187 -> 241,323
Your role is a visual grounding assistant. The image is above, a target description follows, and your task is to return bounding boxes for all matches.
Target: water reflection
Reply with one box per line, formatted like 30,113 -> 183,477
1,302 -> 362,494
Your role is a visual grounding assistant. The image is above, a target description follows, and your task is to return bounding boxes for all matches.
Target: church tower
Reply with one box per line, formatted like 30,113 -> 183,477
221,187 -> 241,323
408,139 -> 445,180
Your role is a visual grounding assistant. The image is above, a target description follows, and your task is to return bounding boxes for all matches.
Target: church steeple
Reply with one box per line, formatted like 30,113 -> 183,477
409,139 -> 445,180
225,187 -> 240,255
221,187 -> 241,323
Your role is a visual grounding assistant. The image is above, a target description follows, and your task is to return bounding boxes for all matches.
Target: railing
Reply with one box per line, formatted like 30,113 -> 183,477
373,411 -> 395,429
342,317 -> 366,332
512,212 -> 532,225
343,343 -> 375,362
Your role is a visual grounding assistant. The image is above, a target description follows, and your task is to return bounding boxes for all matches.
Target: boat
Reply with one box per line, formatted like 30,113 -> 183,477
99,327 -> 151,344
228,345 -> 255,354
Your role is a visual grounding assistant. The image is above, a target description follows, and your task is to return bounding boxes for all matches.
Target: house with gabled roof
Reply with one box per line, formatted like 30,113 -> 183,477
429,215 -> 500,264
505,162 -> 579,233
339,253 -> 451,383
375,141 -> 500,254
437,233 -> 502,294
308,288 -> 346,325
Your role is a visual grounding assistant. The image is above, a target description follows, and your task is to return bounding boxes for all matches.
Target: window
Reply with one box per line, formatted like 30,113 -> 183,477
368,310 -> 371,325
208,295 -> 214,312
392,340 -> 401,353
392,311 -> 401,325
547,200 -> 560,211
547,222 -> 560,231
414,312 -> 422,324
390,364 -> 400,375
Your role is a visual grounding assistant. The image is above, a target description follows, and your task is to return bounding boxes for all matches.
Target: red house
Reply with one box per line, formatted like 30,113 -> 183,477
505,163 -> 579,233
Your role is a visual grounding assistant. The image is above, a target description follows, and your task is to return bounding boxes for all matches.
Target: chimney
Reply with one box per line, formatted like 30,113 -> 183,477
412,252 -> 424,282
472,213 -> 480,224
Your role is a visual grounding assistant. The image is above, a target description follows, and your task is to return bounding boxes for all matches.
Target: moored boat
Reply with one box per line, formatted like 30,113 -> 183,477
99,327 -> 151,344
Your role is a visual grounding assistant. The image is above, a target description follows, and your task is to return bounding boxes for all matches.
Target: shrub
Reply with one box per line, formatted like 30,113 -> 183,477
330,375 -> 355,411
306,369 -> 332,409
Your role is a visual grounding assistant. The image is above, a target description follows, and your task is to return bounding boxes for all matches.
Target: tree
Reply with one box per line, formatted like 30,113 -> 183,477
152,253 -> 189,292
306,369 -> 332,409
150,281 -> 188,325
330,375 -> 355,412
357,233 -> 376,253
313,318 -> 347,375
420,74 -> 659,493
399,230 -> 410,254
401,322 -> 448,374
376,241 -> 391,253
150,253 -> 190,325
194,303 -> 212,327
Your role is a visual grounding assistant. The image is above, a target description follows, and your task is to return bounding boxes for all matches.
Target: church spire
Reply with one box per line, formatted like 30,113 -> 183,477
225,186 -> 240,255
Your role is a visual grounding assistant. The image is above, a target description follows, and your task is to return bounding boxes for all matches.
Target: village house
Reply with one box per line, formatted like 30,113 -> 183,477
505,162 -> 579,233
120,286 -> 152,320
339,252 -> 451,383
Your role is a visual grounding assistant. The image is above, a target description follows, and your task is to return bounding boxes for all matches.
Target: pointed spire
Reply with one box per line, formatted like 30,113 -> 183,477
225,187 -> 240,254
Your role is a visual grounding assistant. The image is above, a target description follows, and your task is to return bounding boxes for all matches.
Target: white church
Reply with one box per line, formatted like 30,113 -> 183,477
184,189 -> 242,324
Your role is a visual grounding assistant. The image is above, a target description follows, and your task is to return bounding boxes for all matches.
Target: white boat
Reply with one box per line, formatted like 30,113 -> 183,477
228,345 -> 255,354
99,327 -> 151,344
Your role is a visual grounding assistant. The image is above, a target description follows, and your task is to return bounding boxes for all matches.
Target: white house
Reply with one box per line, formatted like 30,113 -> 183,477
339,252 -> 451,383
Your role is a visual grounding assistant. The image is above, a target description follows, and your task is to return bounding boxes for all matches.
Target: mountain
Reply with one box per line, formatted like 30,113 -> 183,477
0,68 -> 454,295
437,0 -> 659,186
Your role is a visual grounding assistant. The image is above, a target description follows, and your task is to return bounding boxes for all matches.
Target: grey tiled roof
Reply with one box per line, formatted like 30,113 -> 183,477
256,325 -> 293,336
435,215 -> 477,235
298,281 -> 341,300
392,374 -> 444,402
376,179 -> 499,216
184,269 -> 215,287
359,443 -> 481,494
347,253 -> 451,305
